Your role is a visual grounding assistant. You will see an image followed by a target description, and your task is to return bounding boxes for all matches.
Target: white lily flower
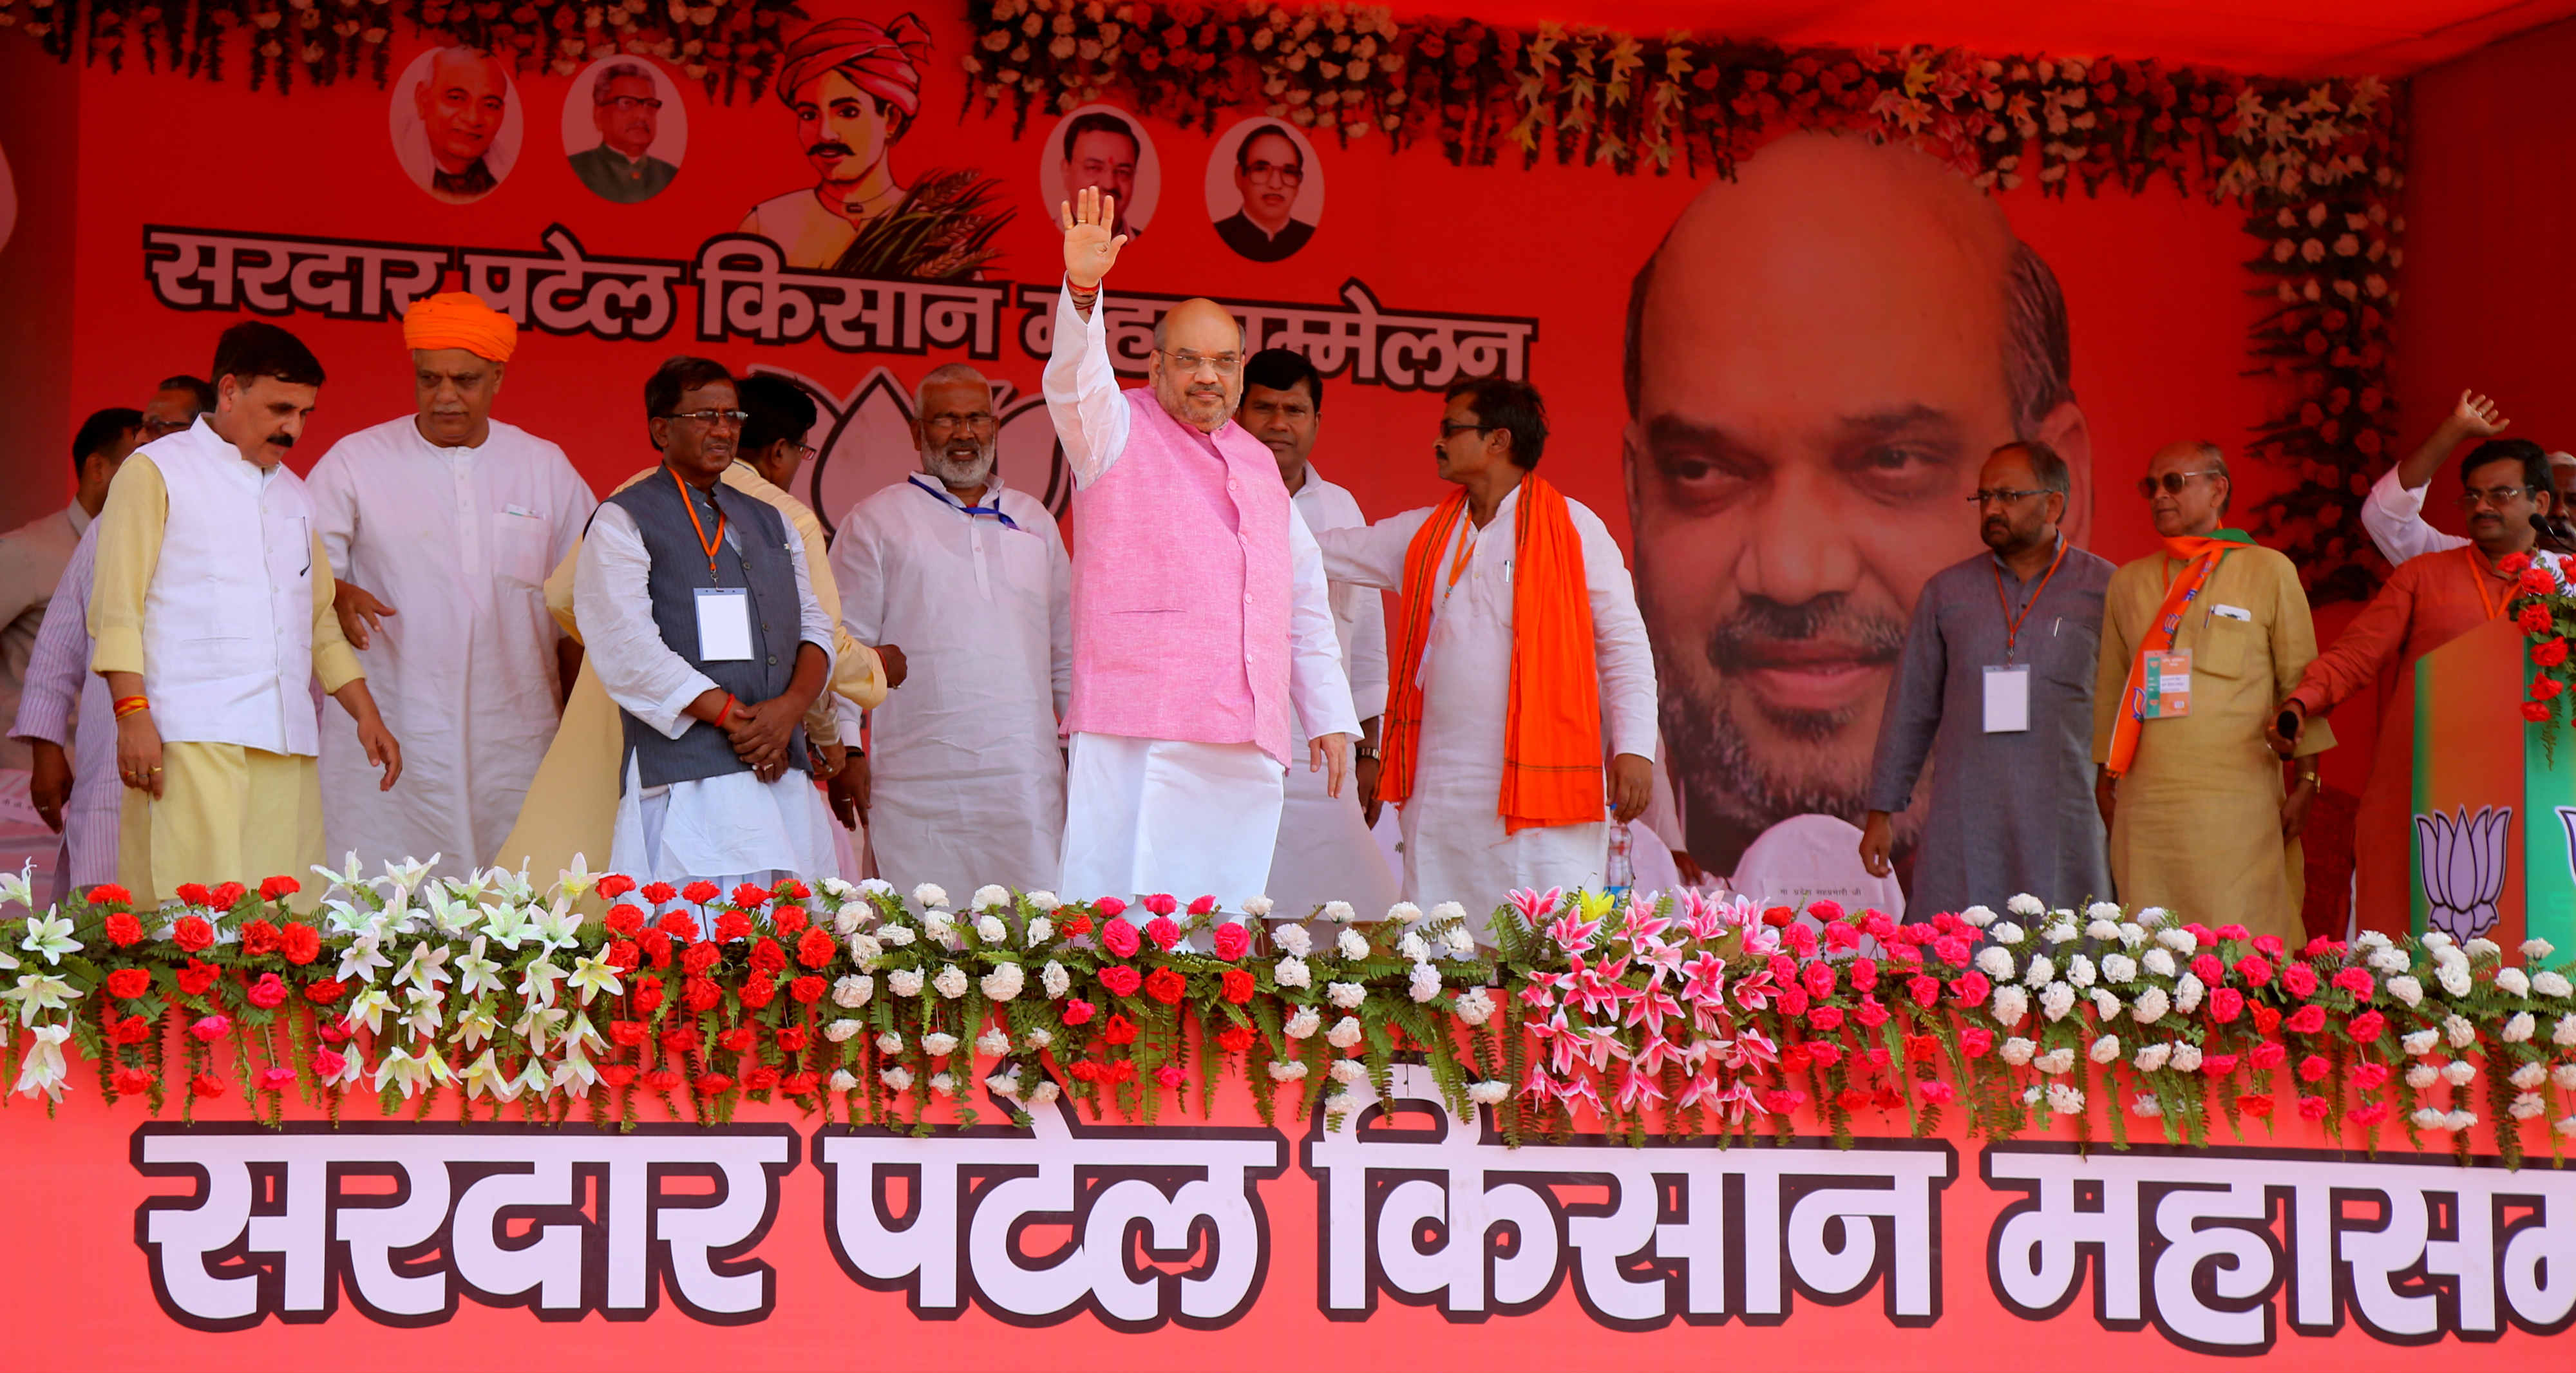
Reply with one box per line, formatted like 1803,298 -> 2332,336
568,952 -> 625,1005
460,1049 -> 511,1100
379,854 -> 441,896
322,1049 -> 369,1089
337,934 -> 393,985
548,853 -> 597,901
454,938 -> 504,999
421,885 -> 480,937
512,1059 -> 553,1101
12,1023 -> 70,1100
400,987 -> 444,1039
392,941 -> 453,992
321,898 -> 379,938
450,1001 -> 500,1050
513,1002 -> 569,1056
480,903 -> 533,951
311,851 -> 368,892
6,973 -> 71,1025
550,1044 -> 600,1094
0,864 -> 41,913
18,913 -> 77,966
529,902 -> 583,953
374,1043 -> 455,1098
517,956 -> 567,1008
345,985 -> 395,1036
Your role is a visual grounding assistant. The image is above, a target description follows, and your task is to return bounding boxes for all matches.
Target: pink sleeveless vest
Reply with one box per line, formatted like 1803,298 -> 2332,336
1065,388 -> 1294,765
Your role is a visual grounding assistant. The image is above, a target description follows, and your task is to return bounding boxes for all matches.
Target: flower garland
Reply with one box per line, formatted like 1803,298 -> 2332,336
2506,551 -> 2575,748
4,860 -> 2572,1169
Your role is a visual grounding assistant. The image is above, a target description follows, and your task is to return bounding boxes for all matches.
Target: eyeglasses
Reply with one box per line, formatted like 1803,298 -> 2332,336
1242,160 -> 1304,185
2137,470 -> 2224,497
1158,350 -> 1242,376
2460,484 -> 2535,510
601,95 -> 664,112
922,412 -> 999,434
139,417 -> 192,439
1967,487 -> 2052,506
1439,421 -> 1489,439
663,408 -> 748,426
774,441 -> 815,463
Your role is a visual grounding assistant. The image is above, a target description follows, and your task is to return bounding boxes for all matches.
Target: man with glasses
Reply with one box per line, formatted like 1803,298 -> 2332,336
828,363 -> 1070,895
1857,440 -> 2114,917
2356,389 -> 2576,563
138,377 -> 214,443
2091,441 -> 2333,942
571,357 -> 839,887
306,294 -> 595,881
2277,439 -> 2561,935
569,61 -> 679,204
1215,123 -> 1314,263
1045,187 -> 1358,911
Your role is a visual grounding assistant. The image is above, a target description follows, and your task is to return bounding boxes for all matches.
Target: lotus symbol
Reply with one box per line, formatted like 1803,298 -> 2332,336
2414,806 -> 2512,941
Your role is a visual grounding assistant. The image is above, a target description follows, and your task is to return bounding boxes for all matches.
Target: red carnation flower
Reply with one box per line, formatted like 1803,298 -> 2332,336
1904,1033 -> 1942,1061
171,915 -> 214,952
739,973 -> 777,1009
190,1074 -> 225,1099
605,904 -> 646,938
2233,954 -> 2274,987
1093,897 -> 1128,920
103,912 -> 143,947
106,967 -> 151,999
595,874 -> 637,900
681,880 -> 719,906
1062,998 -> 1095,1026
1853,996 -> 1891,1028
694,1073 -> 735,1095
2296,1094 -> 2329,1121
600,1064 -> 638,1089
2349,1009 -> 2387,1042
245,973 -> 287,1010
2500,551 -> 2535,576
2351,1101 -> 2391,1127
773,878 -> 808,900
1960,1027 -> 1994,1058
643,1068 -> 683,1093
1070,1061 -> 1101,1082
742,1066 -> 781,1092
1806,899 -> 1846,923
239,920 -> 279,958
774,905 -> 810,938
1776,987 -> 1811,1018
1221,968 -> 1255,1004
2237,1092 -> 2275,1119
1215,1023 -> 1255,1054
638,929 -> 673,969
312,1048 -> 347,1077
2251,1005 -> 2283,1037
2284,1004 -> 2327,1034
111,1066 -> 155,1096
1099,965 -> 1142,998
606,939 -> 641,973
173,883 -> 212,907
1142,894 -> 1179,917
2520,603 -> 2555,635
176,959 -> 220,996
1951,971 -> 1992,1007
640,881 -> 678,905
1143,967 -> 1187,1004
256,1065 -> 297,1094
2297,1052 -> 2330,1081
2201,1052 -> 2240,1077
1106,1059 -> 1137,1083
796,927 -> 837,969
258,874 -> 300,902
634,976 -> 665,1014
303,976 -> 346,1005
2248,1041 -> 2287,1070
1801,962 -> 1835,998
714,911 -> 753,943
1806,1006 -> 1846,1032
1907,974 -> 1940,1008
681,942 -> 719,975
611,1020 -> 648,1047
91,883 -> 133,907
2523,701 -> 2553,723
1761,905 -> 1795,927
113,1013 -> 154,1045
1103,1014 -> 1139,1045
662,1024 -> 703,1054
2536,638 -> 2571,668
2523,565 -> 2559,596
1144,916 -> 1182,951
2536,676 -> 2565,702
1849,957 -> 1879,993
659,911 -> 703,943
2280,962 -> 2319,998
1808,1042 -> 1844,1068
781,1070 -> 820,1095
2353,1061 -> 2392,1091
1835,1087 -> 1873,1113
1101,919 -> 1142,959
279,923 -> 321,965
748,936 -> 787,974
2333,967 -> 2375,999
730,884 -> 772,910
208,882 -> 245,913
775,1024 -> 810,1053
1059,913 -> 1094,940
682,975 -> 723,1013
1187,895 -> 1217,916
789,975 -> 825,1005
2208,987 -> 2246,1023
1212,923 -> 1251,961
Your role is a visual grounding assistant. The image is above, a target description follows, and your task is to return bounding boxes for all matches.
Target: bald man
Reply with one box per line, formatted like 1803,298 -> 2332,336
306,294 -> 595,878
1044,188 -> 1358,910
408,48 -> 511,204
829,363 -> 1070,896
1622,132 -> 2092,896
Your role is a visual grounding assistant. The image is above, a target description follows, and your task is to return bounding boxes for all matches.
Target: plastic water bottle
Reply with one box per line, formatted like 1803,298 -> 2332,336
1605,821 -> 1633,899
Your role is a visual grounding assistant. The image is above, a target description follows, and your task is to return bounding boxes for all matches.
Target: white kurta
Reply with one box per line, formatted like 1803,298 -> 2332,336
1042,291 -> 1360,909
829,475 -> 1071,896
1269,465 -> 1399,920
307,417 -> 594,878
576,500 -> 839,887
1316,484 -> 1660,925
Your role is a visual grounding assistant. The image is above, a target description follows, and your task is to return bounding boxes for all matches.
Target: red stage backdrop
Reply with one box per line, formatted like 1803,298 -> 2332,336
3,3 -> 2399,884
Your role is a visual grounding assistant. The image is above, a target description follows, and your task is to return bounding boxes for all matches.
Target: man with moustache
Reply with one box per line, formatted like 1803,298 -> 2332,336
406,46 -> 511,204
1239,348 -> 1396,919
2092,442 -> 2331,942
574,357 -> 839,886
89,323 -> 402,907
829,363 -> 1070,895
2278,439 -> 2561,936
305,293 -> 595,879
1045,188 -> 1358,908
2357,389 -> 2576,563
137,376 -> 213,444
1858,441 -> 2114,917
569,62 -> 679,204
1213,124 -> 1314,263
1621,132 -> 2090,884
1061,111 -> 1144,240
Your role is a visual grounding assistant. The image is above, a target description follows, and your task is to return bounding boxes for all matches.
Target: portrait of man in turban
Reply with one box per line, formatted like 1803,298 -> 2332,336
738,14 -> 1010,281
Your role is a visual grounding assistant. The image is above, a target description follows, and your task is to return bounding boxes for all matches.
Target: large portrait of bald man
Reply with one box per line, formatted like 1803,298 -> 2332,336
1622,133 -> 2092,882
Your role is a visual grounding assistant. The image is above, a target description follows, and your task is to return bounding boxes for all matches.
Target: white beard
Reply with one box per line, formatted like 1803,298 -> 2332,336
922,444 -> 994,492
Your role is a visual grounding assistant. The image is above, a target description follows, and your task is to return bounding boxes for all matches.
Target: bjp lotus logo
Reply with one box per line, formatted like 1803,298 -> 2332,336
2414,806 -> 2512,940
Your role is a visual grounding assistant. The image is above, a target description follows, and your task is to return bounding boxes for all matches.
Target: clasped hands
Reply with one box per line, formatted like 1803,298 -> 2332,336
694,688 -> 817,784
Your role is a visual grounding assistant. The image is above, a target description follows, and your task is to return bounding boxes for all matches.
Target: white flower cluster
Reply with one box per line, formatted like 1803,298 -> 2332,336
1327,980 -> 1368,1010
979,962 -> 1025,1001
1273,923 -> 1312,957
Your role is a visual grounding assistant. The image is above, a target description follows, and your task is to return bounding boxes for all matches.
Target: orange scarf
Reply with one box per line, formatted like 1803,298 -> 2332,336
1379,476 -> 1602,833
2105,530 -> 2251,776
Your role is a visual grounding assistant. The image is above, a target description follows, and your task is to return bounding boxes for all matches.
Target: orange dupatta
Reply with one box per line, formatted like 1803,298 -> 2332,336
1378,475 -> 1603,833
2104,529 -> 2252,777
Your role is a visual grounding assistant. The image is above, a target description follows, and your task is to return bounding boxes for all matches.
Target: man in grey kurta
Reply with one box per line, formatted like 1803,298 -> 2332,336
1859,440 -> 2114,917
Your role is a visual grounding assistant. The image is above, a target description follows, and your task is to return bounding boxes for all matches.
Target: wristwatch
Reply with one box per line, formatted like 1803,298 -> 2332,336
1353,742 -> 1378,761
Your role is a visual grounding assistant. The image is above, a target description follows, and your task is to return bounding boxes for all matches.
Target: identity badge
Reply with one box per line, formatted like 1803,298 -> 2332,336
694,587 -> 755,661
1983,664 -> 2031,734
2141,649 -> 2192,718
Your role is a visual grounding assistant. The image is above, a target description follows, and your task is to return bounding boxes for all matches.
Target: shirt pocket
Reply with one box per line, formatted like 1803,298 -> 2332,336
492,510 -> 554,589
2191,612 -> 2259,681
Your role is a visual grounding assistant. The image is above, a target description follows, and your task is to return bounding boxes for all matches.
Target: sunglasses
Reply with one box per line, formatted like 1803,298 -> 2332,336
2137,470 -> 2224,498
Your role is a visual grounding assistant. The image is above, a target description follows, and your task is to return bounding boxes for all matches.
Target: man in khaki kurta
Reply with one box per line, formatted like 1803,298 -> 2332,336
493,459 -> 888,881
2092,441 -> 2333,942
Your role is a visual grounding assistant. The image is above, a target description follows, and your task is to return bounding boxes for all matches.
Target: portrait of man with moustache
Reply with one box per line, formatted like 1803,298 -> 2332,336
1620,132 -> 2092,888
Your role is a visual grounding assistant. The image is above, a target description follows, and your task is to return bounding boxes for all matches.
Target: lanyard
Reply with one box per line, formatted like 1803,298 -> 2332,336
907,475 -> 1023,531
1992,539 -> 2070,661
2466,545 -> 2506,621
1445,524 -> 1477,589
674,468 -> 726,580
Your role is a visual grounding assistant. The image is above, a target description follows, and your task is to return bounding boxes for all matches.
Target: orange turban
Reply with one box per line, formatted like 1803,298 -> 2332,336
775,15 -> 930,118
402,291 -> 518,362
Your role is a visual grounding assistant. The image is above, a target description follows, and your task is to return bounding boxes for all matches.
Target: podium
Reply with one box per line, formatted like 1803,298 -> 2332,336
2411,617 -> 2576,950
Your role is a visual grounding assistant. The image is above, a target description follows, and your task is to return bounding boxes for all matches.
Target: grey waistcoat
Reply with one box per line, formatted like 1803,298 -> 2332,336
604,470 -> 811,790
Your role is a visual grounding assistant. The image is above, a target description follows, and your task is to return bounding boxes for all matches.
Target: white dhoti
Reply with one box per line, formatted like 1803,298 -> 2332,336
1403,800 -> 1608,933
609,755 -> 838,890
1059,733 -> 1285,909
1267,730 -> 1397,921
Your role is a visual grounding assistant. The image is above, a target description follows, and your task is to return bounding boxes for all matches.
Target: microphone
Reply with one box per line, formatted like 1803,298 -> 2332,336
2529,513 -> 2576,556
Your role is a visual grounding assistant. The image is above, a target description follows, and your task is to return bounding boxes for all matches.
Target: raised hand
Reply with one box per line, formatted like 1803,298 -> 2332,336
2454,390 -> 2510,439
1059,185 -> 1129,290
